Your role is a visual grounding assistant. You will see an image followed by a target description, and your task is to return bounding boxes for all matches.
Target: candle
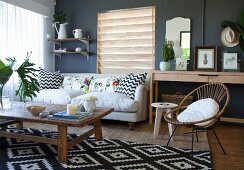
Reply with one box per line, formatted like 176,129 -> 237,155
67,104 -> 78,115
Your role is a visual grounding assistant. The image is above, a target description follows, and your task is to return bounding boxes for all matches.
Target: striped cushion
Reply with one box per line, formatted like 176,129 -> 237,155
115,72 -> 147,99
38,68 -> 62,89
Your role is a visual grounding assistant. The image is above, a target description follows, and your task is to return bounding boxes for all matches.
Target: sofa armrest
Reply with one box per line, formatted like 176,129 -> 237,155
134,85 -> 146,101
133,85 -> 148,120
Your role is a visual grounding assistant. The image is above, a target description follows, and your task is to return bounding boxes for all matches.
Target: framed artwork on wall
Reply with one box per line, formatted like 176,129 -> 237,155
222,52 -> 239,71
194,46 -> 217,71
176,58 -> 187,70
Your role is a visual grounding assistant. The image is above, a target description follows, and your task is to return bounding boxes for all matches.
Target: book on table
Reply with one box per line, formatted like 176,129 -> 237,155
48,111 -> 91,121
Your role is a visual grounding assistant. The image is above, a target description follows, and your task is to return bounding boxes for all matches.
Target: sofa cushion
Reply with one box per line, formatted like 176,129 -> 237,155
62,76 -> 90,93
72,92 -> 139,112
115,72 -> 147,99
32,89 -> 83,105
89,77 -> 119,92
38,68 -> 62,89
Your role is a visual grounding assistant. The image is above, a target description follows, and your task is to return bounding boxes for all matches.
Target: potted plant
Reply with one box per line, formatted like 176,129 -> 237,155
0,52 -> 39,108
160,40 -> 175,71
53,11 -> 67,39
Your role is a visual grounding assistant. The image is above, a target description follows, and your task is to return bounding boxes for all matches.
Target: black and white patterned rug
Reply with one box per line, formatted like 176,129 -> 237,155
0,128 -> 212,170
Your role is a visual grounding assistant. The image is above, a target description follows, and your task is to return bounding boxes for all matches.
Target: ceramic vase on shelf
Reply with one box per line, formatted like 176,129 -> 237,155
159,61 -> 170,71
84,100 -> 96,113
54,22 -> 68,39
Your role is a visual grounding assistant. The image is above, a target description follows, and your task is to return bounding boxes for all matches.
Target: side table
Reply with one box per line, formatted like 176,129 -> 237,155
151,102 -> 178,139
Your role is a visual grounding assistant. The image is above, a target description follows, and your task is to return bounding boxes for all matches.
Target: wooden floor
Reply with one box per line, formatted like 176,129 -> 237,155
207,124 -> 244,170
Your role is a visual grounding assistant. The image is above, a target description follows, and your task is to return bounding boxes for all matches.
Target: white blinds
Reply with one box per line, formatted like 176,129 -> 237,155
97,7 -> 155,73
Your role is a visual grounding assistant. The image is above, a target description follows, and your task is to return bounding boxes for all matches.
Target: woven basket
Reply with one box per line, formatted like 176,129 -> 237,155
161,92 -> 193,106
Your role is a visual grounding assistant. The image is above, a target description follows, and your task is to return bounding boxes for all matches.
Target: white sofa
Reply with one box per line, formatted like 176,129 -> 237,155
32,73 -> 149,128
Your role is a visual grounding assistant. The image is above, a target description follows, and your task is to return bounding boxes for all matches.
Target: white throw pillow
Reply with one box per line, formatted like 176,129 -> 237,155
177,98 -> 219,123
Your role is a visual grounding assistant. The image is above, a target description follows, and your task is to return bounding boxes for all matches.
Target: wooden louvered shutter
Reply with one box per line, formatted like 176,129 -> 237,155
97,6 -> 155,73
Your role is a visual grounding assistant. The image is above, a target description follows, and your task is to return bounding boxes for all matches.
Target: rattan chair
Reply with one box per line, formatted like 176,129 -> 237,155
164,83 -> 230,155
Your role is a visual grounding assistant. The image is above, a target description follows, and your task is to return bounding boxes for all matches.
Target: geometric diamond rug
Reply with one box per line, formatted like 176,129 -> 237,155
0,128 -> 212,170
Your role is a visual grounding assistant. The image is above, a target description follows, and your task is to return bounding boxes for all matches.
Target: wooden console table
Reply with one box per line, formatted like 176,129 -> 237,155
149,70 -> 244,125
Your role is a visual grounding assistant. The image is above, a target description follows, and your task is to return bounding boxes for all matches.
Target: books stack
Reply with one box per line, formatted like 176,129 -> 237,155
48,111 -> 91,122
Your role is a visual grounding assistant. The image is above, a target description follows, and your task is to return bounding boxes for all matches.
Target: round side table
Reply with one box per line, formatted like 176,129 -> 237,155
151,102 -> 178,139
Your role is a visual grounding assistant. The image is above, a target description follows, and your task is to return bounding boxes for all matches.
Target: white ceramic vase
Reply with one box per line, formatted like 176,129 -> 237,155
84,100 -> 96,113
159,61 -> 170,71
55,22 -> 68,39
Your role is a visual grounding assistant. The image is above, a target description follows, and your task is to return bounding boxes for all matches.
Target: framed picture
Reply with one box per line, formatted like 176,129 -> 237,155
176,58 -> 187,70
194,46 -> 217,71
223,52 -> 238,71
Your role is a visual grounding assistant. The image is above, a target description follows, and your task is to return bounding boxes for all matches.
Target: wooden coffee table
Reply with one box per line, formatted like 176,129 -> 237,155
0,102 -> 113,164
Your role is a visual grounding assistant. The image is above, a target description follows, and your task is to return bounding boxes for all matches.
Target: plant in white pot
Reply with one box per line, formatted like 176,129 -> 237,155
160,40 -> 175,71
53,11 -> 67,39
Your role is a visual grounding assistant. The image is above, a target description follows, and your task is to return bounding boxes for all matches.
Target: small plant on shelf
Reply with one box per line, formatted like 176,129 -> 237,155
160,40 -> 175,71
53,11 -> 67,24
162,40 -> 175,62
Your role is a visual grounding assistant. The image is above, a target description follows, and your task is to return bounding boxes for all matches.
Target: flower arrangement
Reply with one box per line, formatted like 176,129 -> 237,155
85,96 -> 98,101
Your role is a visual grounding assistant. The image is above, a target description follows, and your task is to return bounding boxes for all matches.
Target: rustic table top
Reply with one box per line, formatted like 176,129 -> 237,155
0,102 -> 114,127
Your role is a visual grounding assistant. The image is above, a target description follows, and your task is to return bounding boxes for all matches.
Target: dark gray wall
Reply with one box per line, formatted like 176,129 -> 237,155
55,0 -> 244,72
55,0 -> 244,118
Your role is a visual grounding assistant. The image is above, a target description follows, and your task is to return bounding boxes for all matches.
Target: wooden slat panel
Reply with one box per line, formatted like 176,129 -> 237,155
99,67 -> 153,74
98,23 -> 153,34
97,6 -> 155,73
98,54 -> 153,61
98,31 -> 154,41
98,39 -> 153,48
99,61 -> 153,68
99,47 -> 154,54
98,8 -> 153,20
98,16 -> 154,27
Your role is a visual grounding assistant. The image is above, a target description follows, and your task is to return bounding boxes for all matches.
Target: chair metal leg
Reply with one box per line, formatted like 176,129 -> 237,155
212,129 -> 226,155
191,128 -> 194,156
166,125 -> 178,146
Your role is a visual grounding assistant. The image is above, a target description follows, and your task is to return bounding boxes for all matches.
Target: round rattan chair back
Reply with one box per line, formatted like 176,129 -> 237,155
178,83 -> 230,121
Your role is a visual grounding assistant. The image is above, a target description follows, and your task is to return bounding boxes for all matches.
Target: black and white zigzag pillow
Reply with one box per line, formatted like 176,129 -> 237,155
115,72 -> 147,99
38,68 -> 62,89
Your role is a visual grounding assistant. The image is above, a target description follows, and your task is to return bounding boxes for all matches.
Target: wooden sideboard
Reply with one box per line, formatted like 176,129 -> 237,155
149,70 -> 244,125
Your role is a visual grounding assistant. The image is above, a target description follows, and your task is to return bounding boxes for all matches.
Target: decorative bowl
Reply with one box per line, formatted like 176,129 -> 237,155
27,106 -> 46,116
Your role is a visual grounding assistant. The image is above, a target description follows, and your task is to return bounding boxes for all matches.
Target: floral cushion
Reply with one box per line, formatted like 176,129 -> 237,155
62,76 -> 90,93
88,77 -> 119,92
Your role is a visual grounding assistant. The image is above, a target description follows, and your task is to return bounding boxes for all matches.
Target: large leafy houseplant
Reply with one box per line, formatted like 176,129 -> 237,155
0,52 -> 39,108
221,10 -> 244,51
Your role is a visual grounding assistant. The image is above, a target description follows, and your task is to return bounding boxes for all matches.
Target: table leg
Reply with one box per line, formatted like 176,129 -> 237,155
94,120 -> 103,140
16,121 -> 23,129
153,108 -> 164,139
58,125 -> 68,164
166,109 -> 175,141
149,74 -> 154,125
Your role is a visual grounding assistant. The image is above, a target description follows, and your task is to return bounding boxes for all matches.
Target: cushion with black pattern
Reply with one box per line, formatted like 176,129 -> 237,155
115,72 -> 147,99
38,68 -> 62,89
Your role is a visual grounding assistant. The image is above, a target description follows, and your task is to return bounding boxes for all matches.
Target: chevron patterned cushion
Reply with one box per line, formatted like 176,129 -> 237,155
38,68 -> 62,89
115,72 -> 147,99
